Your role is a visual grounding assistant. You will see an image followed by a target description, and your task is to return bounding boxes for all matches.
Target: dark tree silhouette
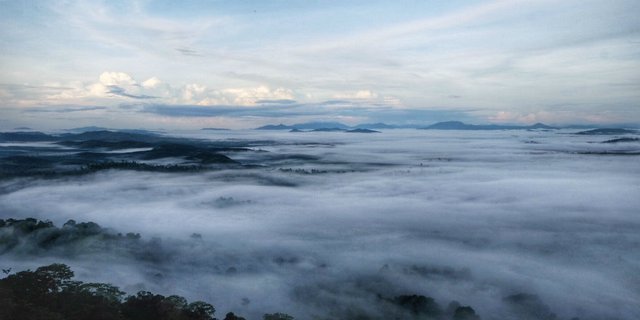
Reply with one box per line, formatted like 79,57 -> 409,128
393,294 -> 442,317
263,312 -> 295,320
0,264 -> 216,320
453,306 -> 481,320
223,312 -> 246,320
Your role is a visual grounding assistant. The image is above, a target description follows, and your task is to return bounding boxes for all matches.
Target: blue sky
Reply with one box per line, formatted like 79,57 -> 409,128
1,0 -> 639,129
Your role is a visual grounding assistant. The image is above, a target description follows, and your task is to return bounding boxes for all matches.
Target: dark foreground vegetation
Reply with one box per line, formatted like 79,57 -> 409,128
0,263 -> 290,320
0,263 -> 483,320
1,218 -> 484,320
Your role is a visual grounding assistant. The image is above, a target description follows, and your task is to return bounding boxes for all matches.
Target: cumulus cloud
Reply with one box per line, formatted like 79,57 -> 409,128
41,72 -> 298,108
223,86 -> 295,106
47,72 -> 147,102
181,83 -> 208,103
99,72 -> 137,87
141,77 -> 162,89
330,90 -> 403,108
334,90 -> 379,100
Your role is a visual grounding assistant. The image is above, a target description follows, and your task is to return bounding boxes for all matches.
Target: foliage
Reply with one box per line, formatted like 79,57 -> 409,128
0,218 -> 142,256
222,312 -> 246,320
393,294 -> 443,317
264,312 -> 295,320
0,219 -> 486,320
0,264 -> 216,320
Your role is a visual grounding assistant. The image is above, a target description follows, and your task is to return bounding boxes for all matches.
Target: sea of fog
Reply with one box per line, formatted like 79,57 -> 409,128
1,129 -> 639,319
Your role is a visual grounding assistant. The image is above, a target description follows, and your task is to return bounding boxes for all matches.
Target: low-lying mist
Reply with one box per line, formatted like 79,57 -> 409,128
1,129 -> 639,319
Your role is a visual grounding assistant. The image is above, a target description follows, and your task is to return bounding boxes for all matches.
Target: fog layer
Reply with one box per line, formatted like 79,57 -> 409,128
1,129 -> 639,319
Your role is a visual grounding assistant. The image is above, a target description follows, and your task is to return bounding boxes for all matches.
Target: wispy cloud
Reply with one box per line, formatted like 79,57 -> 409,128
106,85 -> 157,100
255,99 -> 297,105
23,106 -> 108,113
297,0 -> 524,54
132,101 -> 473,126
175,47 -> 202,56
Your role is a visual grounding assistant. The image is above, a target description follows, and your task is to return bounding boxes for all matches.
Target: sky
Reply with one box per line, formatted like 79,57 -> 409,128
0,0 -> 639,129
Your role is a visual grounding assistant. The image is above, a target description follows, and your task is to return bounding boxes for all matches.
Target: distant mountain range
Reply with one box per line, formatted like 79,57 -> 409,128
256,122 -> 420,130
419,121 -> 556,130
257,122 -> 351,130
2,121 -> 635,138
255,121 -> 559,131
289,128 -> 380,133
65,127 -> 158,135
353,123 -> 417,129
575,128 -> 637,135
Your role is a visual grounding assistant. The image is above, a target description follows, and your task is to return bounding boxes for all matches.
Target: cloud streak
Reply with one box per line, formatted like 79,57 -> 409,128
23,106 -> 108,113
106,86 -> 157,100
131,102 -> 473,125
